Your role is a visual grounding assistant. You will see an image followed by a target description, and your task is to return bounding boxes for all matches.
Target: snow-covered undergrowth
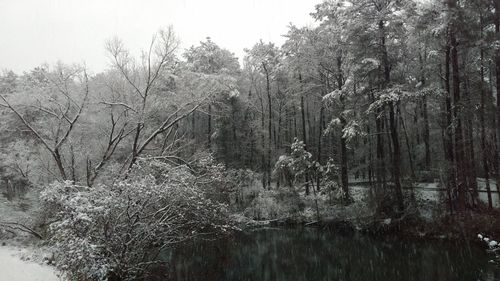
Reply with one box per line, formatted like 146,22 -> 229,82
238,183 -> 374,224
39,158 -> 235,281
240,138 -> 371,223
1,187 -> 61,280
0,191 -> 42,239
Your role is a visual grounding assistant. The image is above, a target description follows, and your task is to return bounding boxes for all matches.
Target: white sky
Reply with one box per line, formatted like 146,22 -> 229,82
0,0 -> 317,74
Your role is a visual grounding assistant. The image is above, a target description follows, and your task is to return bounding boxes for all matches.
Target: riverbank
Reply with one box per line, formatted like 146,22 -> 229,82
233,208 -> 500,270
237,208 -> 500,243
236,178 -> 500,244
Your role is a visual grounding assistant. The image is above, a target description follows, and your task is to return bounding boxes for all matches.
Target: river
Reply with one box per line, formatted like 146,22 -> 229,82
161,228 -> 500,281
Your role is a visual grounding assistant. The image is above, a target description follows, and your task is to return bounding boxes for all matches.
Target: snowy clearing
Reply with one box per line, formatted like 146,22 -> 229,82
0,246 -> 61,281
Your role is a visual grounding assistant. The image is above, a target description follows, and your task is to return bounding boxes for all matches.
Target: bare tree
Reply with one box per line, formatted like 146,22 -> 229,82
106,27 -> 209,174
0,65 -> 89,181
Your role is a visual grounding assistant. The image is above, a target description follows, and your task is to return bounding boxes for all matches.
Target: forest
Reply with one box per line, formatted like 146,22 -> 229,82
1,0 -> 500,280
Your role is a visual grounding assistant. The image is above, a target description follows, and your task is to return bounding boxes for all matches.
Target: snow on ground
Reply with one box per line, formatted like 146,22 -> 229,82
1,191 -> 62,281
0,245 -> 61,281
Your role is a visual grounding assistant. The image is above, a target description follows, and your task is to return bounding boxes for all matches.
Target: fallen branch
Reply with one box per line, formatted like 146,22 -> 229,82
0,221 -> 43,239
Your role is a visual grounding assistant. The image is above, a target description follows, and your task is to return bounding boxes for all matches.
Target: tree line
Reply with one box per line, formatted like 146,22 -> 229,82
1,0 -> 499,214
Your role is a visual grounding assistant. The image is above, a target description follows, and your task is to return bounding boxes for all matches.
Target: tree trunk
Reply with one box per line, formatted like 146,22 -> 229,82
278,104 -> 282,150
340,118 -> 349,198
480,28 -> 492,208
293,106 -> 298,141
449,0 -> 467,211
336,55 -> 350,200
260,93 -> 267,189
191,111 -> 196,140
493,0 -> 500,193
444,44 -> 455,214
367,124 -> 374,186
70,145 -> 76,183
374,94 -> 386,190
399,106 -> 416,181
419,51 -> 431,170
388,104 -> 404,211
207,104 -> 212,147
53,148 -> 67,181
264,65 -> 272,188
300,74 -> 310,195
306,100 -> 313,154
316,104 -> 324,191
380,19 -> 404,211
422,96 -> 431,171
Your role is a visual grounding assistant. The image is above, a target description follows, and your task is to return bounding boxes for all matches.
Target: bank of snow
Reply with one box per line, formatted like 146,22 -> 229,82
0,246 -> 61,281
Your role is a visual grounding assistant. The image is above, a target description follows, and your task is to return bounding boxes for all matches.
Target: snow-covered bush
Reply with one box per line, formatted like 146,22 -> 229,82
244,189 -> 301,220
273,155 -> 295,187
273,138 -> 316,187
246,190 -> 281,219
320,158 -> 338,185
40,159 -> 235,281
189,151 -> 231,202
225,168 -> 261,208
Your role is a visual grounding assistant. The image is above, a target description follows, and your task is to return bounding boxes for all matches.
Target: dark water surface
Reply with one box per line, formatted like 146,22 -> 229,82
164,228 -> 500,281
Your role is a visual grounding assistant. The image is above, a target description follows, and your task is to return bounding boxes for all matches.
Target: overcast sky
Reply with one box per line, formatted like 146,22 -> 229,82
0,0 -> 317,74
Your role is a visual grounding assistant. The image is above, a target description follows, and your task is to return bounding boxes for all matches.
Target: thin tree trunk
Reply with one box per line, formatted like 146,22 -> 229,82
293,106 -> 298,140
374,93 -> 386,191
479,18 -> 492,207
488,60 -> 500,197
380,19 -> 404,211
263,65 -> 272,188
300,74 -> 310,195
368,124 -> 374,187
493,0 -> 500,193
207,104 -> 212,145
317,104 -> 324,191
419,52 -> 431,170
278,104 -> 282,150
422,97 -> 431,170
207,104 -> 212,147
388,104 -> 404,211
260,94 -> 267,189
340,119 -> 349,197
444,44 -> 455,214
70,145 -> 76,183
399,106 -> 416,181
191,111 -> 196,140
306,101 -> 313,153
336,55 -> 350,200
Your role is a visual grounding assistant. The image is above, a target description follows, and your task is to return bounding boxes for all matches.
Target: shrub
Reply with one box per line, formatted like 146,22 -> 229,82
244,189 -> 302,220
225,168 -> 261,208
40,159 -> 234,281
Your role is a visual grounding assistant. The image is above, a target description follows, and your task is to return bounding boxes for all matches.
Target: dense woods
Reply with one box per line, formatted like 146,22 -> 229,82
1,0 -> 500,280
2,0 -> 497,211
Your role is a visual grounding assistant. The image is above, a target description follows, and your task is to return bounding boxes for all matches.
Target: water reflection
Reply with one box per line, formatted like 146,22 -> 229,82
167,228 -> 500,281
